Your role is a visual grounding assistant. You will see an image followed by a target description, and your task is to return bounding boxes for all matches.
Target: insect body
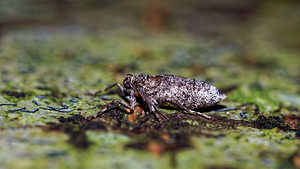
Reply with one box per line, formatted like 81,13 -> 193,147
99,74 -> 227,121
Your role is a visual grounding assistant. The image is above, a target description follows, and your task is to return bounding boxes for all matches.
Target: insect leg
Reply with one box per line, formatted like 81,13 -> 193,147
126,89 -> 137,109
154,106 -> 169,120
100,99 -> 132,113
95,83 -> 126,97
135,90 -> 168,121
169,100 -> 211,119
149,105 -> 165,122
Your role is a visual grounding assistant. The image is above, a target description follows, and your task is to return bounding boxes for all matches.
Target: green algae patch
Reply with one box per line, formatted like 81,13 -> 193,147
228,87 -> 282,113
0,26 -> 300,169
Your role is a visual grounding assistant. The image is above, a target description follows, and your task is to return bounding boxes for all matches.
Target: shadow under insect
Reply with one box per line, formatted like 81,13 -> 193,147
42,99 -> 300,169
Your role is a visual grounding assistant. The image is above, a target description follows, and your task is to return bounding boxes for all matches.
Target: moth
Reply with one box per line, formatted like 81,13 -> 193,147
98,74 -> 227,121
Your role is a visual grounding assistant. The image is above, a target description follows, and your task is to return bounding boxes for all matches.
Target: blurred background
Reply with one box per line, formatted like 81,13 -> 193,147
0,1 -> 300,169
1,0 -> 300,46
1,0 -> 299,89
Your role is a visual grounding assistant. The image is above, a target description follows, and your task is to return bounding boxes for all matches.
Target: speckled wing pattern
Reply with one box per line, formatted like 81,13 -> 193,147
136,74 -> 226,109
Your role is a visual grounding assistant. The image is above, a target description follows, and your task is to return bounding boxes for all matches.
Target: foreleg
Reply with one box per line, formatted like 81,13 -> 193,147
126,89 -> 137,109
136,90 -> 168,122
95,83 -> 126,97
100,99 -> 132,113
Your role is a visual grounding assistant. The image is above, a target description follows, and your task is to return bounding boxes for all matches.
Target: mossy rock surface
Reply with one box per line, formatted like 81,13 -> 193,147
0,1 -> 300,169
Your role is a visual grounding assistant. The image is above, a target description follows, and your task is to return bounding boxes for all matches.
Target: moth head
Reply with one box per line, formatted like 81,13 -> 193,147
123,74 -> 133,89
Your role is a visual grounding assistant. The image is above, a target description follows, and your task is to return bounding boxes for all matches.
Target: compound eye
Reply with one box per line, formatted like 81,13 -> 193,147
124,81 -> 131,89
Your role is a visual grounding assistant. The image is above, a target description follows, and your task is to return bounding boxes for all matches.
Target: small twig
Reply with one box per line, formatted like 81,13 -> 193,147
8,107 -> 39,113
42,106 -> 74,113
0,103 -> 17,106
69,98 -> 78,103
8,107 -> 26,112
36,96 -> 47,99
32,100 -> 41,106
212,108 -> 238,112
21,108 -> 39,113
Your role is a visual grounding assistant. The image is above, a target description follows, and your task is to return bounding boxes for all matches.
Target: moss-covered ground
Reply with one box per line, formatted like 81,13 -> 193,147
0,1 -> 300,169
